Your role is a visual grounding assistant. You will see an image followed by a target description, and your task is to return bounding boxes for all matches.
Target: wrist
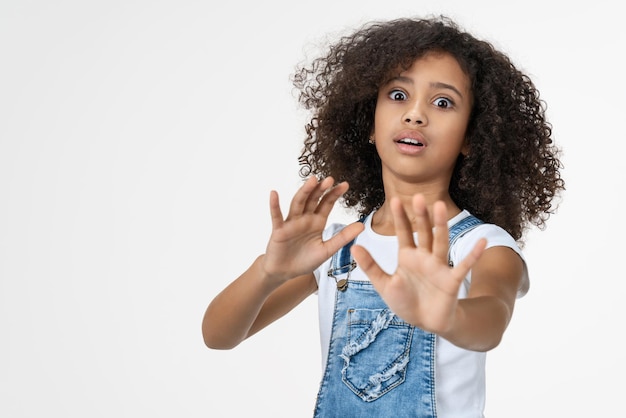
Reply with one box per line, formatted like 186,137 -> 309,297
255,254 -> 289,289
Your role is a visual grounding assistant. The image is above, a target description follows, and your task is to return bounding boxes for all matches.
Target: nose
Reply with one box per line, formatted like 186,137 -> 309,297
403,101 -> 427,126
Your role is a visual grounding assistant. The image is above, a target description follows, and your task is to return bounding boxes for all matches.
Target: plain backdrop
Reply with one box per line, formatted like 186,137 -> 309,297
1,0 -> 624,416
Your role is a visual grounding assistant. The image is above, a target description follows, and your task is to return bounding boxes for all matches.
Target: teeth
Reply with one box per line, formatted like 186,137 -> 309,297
399,138 -> 423,145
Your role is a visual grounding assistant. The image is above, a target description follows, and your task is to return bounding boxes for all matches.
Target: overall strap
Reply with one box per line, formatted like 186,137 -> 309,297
328,214 -> 484,287
327,217 -> 365,291
446,214 -> 483,266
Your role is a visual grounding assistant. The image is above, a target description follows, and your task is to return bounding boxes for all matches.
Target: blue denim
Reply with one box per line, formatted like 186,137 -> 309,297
314,215 -> 482,418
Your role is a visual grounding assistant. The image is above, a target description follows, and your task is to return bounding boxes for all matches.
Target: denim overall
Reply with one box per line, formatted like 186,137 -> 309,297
313,215 -> 483,418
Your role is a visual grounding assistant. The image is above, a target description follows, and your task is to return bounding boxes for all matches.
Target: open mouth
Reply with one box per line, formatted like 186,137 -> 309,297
397,138 -> 424,147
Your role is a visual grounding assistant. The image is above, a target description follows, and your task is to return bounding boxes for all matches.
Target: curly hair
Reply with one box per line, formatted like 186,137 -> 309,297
292,15 -> 564,244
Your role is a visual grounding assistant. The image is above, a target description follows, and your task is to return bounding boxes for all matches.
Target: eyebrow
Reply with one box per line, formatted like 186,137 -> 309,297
387,76 -> 465,99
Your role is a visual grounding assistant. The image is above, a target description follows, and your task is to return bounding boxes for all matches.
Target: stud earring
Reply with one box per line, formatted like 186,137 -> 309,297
368,136 -> 375,144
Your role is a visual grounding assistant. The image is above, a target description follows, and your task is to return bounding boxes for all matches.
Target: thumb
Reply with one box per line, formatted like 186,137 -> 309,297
351,245 -> 390,290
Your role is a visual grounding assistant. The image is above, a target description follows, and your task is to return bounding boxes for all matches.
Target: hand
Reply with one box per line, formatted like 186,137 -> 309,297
261,176 -> 364,284
351,194 -> 486,334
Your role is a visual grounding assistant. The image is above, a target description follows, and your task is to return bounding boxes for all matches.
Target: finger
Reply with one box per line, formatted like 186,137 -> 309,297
287,176 -> 321,216
452,237 -> 487,277
304,176 -> 336,213
315,180 -> 349,217
391,197 -> 416,248
322,221 -> 365,258
268,190 -> 285,230
431,201 -> 450,262
412,194 -> 433,251
351,244 -> 390,291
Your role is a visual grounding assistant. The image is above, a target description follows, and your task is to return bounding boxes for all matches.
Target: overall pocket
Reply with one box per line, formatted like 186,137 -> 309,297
340,308 -> 414,402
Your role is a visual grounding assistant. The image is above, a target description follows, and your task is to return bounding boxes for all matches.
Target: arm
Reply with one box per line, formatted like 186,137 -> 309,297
202,260 -> 317,349
352,195 -> 523,352
202,176 -> 364,350
440,245 -> 523,351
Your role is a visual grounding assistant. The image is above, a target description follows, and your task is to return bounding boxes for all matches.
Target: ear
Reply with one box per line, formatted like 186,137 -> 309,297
460,138 -> 470,156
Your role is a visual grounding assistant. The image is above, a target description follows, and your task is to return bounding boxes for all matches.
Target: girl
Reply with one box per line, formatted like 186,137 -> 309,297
202,15 -> 564,417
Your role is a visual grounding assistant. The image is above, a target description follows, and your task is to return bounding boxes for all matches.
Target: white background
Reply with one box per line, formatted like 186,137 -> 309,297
1,1 -> 624,416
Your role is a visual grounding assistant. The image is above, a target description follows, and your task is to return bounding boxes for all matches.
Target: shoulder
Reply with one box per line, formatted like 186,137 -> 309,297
450,211 -> 520,253
452,213 -> 529,297
469,223 -> 520,252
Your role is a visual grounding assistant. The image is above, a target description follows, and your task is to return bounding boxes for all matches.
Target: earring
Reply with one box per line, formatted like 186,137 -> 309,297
369,136 -> 375,144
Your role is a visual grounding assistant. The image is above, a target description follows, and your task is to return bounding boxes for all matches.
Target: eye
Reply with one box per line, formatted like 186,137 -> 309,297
388,89 -> 407,101
433,97 -> 454,108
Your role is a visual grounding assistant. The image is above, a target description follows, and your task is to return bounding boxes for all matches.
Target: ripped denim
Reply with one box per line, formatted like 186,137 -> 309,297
313,214 -> 482,417
313,281 -> 437,418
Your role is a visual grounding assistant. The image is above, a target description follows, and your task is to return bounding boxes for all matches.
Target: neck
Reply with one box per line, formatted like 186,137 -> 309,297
371,195 -> 462,236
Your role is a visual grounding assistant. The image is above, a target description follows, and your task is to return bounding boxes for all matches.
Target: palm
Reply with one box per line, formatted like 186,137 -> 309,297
262,176 -> 364,283
352,195 -> 485,334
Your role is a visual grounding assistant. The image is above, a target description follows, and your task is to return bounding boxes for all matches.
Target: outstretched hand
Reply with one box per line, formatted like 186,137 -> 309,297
351,195 -> 487,334
261,176 -> 364,284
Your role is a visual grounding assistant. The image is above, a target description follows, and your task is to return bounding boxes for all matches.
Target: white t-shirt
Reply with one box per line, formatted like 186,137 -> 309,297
314,210 -> 529,417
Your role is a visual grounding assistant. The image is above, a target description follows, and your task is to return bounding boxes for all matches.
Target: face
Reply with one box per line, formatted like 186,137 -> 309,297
372,52 -> 473,188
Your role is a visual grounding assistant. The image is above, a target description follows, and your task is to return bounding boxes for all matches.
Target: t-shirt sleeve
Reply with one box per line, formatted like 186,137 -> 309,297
450,223 -> 530,298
